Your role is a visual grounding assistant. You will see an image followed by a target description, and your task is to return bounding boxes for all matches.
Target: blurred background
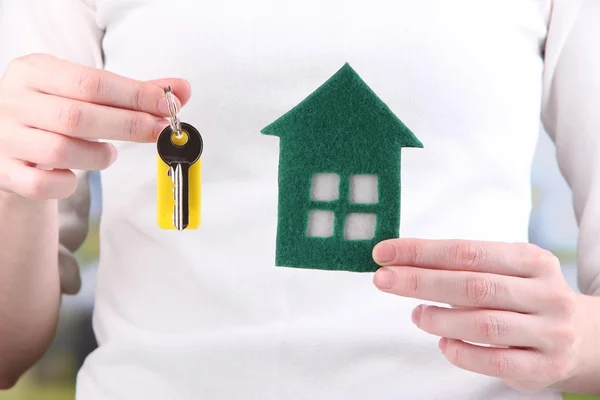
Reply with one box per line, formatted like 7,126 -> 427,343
0,130 -> 596,400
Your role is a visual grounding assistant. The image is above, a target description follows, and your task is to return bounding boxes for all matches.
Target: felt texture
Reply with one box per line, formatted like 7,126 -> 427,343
262,63 -> 423,273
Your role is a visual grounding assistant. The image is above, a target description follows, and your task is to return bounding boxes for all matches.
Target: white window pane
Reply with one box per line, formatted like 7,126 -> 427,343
344,213 -> 376,240
349,175 -> 378,204
307,210 -> 335,237
311,173 -> 340,201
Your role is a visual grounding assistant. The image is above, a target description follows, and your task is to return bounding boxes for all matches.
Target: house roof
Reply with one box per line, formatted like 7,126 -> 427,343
261,63 -> 423,149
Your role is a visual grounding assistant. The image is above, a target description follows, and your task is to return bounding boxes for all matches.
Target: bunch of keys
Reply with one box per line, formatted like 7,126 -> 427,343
156,86 -> 203,231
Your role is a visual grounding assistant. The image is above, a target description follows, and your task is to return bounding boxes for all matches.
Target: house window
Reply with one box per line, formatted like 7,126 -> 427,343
311,173 -> 340,201
344,213 -> 377,240
307,173 -> 379,241
306,210 -> 335,237
349,175 -> 378,204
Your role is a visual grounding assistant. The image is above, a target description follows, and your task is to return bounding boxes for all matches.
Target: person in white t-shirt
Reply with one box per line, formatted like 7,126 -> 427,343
0,1 -> 599,399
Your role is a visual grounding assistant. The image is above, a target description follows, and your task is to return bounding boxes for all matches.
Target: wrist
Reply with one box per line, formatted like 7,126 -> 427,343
553,294 -> 600,395
0,190 -> 58,243
0,189 -> 55,211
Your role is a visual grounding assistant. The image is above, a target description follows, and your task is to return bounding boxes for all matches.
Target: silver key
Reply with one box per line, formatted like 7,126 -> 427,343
157,86 -> 203,231
157,122 -> 203,230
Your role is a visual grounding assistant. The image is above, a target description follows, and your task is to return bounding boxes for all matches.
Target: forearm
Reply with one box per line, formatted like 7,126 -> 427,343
554,294 -> 600,395
0,192 -> 61,388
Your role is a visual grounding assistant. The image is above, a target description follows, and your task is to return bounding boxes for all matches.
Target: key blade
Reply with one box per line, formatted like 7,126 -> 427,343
168,165 -> 180,229
172,164 -> 186,231
169,166 -> 176,202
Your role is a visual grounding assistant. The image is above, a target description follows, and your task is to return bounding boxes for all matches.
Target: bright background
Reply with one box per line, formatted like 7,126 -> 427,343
1,130 -> 598,400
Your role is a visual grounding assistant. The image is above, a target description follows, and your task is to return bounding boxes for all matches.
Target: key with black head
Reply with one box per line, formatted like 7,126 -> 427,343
157,122 -> 203,231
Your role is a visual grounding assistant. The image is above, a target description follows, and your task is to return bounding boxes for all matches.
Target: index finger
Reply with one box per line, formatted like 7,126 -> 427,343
372,239 -> 558,278
23,55 -> 190,117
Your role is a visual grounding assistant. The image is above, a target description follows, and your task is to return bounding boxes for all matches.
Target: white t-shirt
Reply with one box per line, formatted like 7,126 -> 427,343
1,1 -> 599,399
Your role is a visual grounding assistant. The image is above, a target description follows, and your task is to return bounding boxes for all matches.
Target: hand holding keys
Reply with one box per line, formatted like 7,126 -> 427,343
156,87 -> 203,231
0,54 -> 192,200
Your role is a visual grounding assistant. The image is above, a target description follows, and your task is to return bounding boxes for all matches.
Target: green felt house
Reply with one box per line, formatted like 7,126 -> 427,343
262,63 -> 423,273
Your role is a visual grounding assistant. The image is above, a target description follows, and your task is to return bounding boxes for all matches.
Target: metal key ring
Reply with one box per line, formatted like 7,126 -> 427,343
164,86 -> 183,138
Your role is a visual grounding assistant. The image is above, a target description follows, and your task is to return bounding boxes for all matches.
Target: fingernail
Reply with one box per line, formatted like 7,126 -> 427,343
411,305 -> 424,326
157,97 -> 169,115
439,338 -> 448,352
373,243 -> 396,264
374,268 -> 395,290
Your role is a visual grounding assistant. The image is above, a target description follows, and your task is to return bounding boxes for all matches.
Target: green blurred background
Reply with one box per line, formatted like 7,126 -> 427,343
1,131 -> 598,400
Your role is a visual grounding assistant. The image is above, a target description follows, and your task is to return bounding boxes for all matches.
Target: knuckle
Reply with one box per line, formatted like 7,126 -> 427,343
531,352 -> 571,385
3,54 -> 60,93
59,104 -> 82,134
402,239 -> 421,266
551,322 -> 577,349
5,54 -> 50,81
124,114 -> 149,141
3,57 -> 33,84
130,83 -> 147,110
522,244 -> 559,272
465,276 -> 502,305
403,271 -> 423,296
11,53 -> 47,70
548,355 -> 576,382
549,291 -> 578,318
476,314 -> 509,340
77,72 -> 103,99
20,53 -> 50,63
451,242 -> 486,270
539,251 -> 560,269
489,353 -> 516,377
5,58 -> 26,77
